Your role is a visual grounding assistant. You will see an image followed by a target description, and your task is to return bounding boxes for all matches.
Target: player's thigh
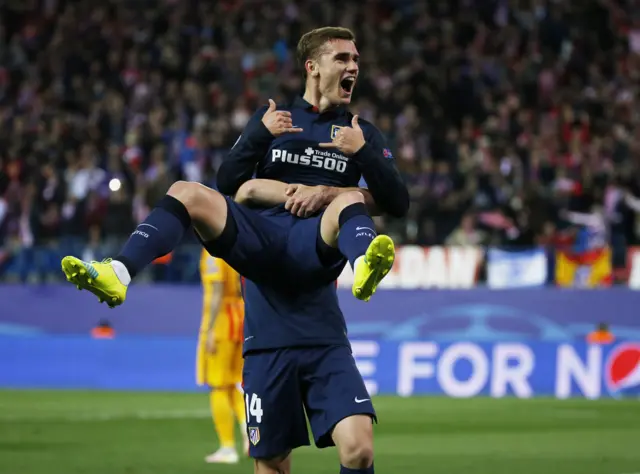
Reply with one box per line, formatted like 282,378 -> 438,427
195,342 -> 208,386
301,345 -> 376,448
205,340 -> 240,388
243,349 -> 309,459
203,197 -> 288,283
166,181 -> 228,240
285,215 -> 345,284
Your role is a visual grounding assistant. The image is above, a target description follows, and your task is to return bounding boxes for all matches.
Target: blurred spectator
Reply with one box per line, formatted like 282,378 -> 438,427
445,213 -> 486,246
586,322 -> 615,344
91,319 -> 115,339
2,0 -> 640,282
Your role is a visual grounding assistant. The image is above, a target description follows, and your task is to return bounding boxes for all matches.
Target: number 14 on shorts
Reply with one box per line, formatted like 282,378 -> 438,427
245,393 -> 263,423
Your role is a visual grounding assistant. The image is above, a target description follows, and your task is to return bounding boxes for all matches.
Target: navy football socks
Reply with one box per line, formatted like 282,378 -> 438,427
340,464 -> 374,474
337,203 -> 376,269
115,195 -> 191,278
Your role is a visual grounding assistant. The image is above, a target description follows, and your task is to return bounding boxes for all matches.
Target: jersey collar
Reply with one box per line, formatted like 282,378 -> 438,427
293,96 -> 348,117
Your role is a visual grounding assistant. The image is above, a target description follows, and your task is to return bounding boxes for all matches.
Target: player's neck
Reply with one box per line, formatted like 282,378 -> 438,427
302,87 -> 335,113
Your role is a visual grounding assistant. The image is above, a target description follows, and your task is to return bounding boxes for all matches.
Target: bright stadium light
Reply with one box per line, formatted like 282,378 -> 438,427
109,178 -> 122,192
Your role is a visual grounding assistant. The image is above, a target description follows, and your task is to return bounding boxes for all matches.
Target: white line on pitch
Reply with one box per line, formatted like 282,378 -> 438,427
0,409 -> 211,422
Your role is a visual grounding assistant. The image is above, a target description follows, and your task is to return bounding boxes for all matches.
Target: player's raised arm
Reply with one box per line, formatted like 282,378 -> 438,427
354,119 -> 409,218
234,178 -> 339,217
235,177 -> 380,219
234,179 -> 289,207
216,106 -> 272,196
320,115 -> 409,218
217,100 -> 303,196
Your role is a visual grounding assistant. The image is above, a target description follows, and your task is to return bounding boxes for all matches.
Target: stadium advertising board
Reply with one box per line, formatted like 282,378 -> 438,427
1,337 -> 639,399
351,340 -> 640,399
2,285 -> 640,398
2,286 -> 640,337
338,246 -> 483,289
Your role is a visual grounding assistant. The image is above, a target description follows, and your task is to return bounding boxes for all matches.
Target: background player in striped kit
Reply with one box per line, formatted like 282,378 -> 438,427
196,249 -> 248,464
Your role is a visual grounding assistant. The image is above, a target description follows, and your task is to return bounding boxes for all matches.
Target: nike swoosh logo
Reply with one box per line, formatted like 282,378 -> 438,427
354,397 -> 370,403
355,227 -> 375,233
244,336 -> 254,342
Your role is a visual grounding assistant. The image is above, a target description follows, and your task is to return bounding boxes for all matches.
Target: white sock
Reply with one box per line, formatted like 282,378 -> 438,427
110,260 -> 131,286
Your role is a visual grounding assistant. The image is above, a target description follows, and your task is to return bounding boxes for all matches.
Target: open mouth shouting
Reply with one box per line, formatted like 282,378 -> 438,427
340,76 -> 356,96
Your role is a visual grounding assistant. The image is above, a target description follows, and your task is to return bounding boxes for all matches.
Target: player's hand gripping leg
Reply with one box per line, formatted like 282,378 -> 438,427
320,191 -> 394,302
332,415 -> 375,473
61,181 -> 229,307
254,453 -> 292,474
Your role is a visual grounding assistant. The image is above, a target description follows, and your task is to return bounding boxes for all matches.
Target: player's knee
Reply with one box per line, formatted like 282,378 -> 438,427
338,440 -> 374,469
254,453 -> 290,474
331,190 -> 365,211
322,190 -> 365,238
167,181 -> 223,220
167,180 -> 202,211
334,415 -> 374,469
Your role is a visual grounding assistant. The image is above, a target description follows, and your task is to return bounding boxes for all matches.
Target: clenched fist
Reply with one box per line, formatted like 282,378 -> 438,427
318,115 -> 365,155
262,99 -> 303,137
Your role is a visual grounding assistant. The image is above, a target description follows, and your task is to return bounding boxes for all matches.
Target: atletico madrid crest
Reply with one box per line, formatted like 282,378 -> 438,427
249,426 -> 260,445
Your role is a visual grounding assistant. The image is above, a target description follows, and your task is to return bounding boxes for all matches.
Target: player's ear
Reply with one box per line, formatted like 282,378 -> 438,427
305,59 -> 319,78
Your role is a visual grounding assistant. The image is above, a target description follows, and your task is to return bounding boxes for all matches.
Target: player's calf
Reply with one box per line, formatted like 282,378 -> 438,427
61,181 -> 233,306
320,190 -> 367,252
320,190 -> 394,301
321,191 -> 379,272
209,386 -> 237,453
333,415 -> 375,473
115,181 -> 228,280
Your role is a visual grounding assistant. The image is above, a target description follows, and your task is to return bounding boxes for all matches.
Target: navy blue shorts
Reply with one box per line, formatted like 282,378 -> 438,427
242,345 -> 376,459
205,197 -> 345,286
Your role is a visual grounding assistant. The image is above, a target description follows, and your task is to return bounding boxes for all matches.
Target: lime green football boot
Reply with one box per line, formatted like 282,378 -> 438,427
352,235 -> 395,302
61,256 -> 127,308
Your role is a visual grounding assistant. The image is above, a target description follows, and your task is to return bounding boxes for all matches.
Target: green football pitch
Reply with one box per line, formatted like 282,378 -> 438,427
0,390 -> 639,474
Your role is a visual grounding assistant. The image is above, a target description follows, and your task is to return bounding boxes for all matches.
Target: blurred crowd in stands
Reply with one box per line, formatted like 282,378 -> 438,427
1,0 -> 640,282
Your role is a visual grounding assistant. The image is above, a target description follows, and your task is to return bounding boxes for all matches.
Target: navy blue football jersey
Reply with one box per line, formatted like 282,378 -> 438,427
216,96 -> 408,353
217,97 -> 407,217
259,105 -> 364,189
